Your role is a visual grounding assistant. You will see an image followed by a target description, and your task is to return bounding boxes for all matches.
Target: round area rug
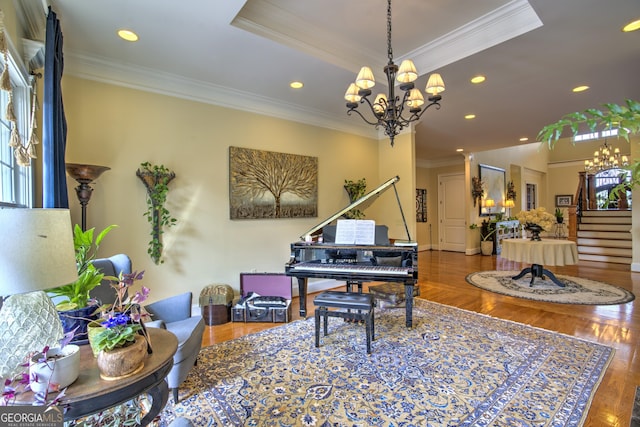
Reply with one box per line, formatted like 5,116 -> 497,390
465,270 -> 635,305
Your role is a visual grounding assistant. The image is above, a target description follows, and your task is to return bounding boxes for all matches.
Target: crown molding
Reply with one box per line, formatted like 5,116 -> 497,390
64,51 -> 378,140
401,0 -> 542,74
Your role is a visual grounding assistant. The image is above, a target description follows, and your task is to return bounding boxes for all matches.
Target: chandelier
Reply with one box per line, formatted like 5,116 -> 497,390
344,0 -> 445,147
584,140 -> 629,173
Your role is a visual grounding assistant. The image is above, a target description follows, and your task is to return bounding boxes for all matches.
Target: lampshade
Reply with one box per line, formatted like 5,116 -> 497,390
355,66 -> 376,89
344,83 -> 362,103
426,73 -> 445,96
504,199 -> 515,208
397,60 -> 418,83
0,208 -> 78,295
0,208 -> 78,379
484,198 -> 496,208
407,89 -> 425,109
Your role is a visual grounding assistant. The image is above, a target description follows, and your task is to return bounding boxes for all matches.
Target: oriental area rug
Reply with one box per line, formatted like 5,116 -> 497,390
160,299 -> 613,427
466,270 -> 635,305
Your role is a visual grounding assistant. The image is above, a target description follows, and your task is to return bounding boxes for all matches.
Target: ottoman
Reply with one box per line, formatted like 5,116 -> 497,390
199,284 -> 234,325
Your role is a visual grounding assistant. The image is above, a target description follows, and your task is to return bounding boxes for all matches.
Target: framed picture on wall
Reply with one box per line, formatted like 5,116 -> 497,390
555,194 -> 572,207
416,189 -> 427,222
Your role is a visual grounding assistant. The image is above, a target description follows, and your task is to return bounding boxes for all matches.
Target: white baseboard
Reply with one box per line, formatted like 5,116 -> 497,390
631,262 -> 640,272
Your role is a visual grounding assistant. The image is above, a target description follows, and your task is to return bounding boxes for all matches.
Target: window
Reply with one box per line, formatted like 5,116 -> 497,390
0,41 -> 33,208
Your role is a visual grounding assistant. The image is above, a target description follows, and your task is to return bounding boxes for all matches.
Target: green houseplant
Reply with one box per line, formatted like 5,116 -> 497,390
136,162 -> 177,264
555,208 -> 564,223
538,99 -> 640,199
47,224 -> 117,311
47,224 -> 116,343
470,221 -> 498,255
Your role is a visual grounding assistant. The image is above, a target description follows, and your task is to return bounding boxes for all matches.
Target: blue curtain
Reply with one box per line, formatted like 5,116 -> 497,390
42,6 -> 69,208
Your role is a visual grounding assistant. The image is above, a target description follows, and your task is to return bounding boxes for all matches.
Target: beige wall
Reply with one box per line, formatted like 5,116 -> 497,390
62,76 -> 386,301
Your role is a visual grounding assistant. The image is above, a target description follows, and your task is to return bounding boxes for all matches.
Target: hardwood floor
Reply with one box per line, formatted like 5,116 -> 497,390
202,250 -> 640,427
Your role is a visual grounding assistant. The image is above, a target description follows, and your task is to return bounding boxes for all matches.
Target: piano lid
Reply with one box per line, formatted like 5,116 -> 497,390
299,175 -> 411,241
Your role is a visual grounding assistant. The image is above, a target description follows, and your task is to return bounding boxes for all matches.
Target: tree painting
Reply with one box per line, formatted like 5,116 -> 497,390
229,146 -> 318,219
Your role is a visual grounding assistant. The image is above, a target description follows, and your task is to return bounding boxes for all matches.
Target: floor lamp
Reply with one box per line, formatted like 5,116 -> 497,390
66,163 -> 111,231
0,209 -> 78,378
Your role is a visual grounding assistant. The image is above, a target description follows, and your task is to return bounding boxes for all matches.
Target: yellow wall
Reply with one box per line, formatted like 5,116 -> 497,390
62,76 -> 382,301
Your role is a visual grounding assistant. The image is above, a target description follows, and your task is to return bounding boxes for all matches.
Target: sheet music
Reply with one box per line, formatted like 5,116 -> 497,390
335,219 -> 376,245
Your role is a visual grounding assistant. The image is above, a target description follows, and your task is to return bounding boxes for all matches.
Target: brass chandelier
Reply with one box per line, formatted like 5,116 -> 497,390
344,0 -> 445,147
584,140 -> 629,173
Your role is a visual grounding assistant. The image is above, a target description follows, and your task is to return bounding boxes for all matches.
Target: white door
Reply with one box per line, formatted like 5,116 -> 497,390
439,173 -> 466,252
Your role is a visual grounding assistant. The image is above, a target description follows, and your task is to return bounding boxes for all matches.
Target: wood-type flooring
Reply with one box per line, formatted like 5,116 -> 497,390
202,250 -> 640,427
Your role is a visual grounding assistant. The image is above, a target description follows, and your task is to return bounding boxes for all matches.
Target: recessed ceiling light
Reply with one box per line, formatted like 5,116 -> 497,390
572,85 -> 589,93
470,75 -> 486,84
465,114 -> 476,120
117,29 -> 139,42
290,81 -> 304,89
456,148 -> 464,152
622,19 -> 640,32
519,137 -> 529,142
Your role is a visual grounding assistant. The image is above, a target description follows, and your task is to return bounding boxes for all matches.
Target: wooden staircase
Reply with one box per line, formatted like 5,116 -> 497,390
576,210 -> 632,264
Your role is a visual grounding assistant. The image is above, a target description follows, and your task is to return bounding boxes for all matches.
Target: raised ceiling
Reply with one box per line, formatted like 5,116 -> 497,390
17,0 -> 640,164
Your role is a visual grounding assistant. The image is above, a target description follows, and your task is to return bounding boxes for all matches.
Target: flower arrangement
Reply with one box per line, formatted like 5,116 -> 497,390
93,271 -> 149,353
515,207 -> 556,231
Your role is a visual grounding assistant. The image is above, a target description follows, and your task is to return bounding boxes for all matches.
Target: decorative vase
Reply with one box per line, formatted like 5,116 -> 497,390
480,240 -> 494,256
557,216 -> 564,224
96,335 -> 147,380
525,223 -> 543,241
29,345 -> 81,393
58,304 -> 100,345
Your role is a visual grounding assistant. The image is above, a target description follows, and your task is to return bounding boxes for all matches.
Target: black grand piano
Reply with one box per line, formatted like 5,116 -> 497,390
285,176 -> 418,327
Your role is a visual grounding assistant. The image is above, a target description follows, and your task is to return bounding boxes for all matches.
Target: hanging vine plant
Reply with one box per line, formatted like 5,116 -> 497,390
136,162 -> 177,264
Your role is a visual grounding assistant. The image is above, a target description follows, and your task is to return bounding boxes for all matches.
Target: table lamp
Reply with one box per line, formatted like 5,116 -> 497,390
504,199 -> 515,218
0,208 -> 78,379
484,198 -> 495,214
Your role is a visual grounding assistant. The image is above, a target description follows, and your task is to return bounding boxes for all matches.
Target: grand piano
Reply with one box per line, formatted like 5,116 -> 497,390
285,176 -> 418,327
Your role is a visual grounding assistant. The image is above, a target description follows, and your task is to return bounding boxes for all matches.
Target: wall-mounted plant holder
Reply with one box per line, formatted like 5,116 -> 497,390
136,162 -> 177,264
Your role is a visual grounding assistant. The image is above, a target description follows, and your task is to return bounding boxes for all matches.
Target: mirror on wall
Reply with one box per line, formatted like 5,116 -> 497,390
479,164 -> 506,216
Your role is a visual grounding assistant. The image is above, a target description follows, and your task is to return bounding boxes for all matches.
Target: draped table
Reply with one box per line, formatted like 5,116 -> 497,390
501,238 -> 578,286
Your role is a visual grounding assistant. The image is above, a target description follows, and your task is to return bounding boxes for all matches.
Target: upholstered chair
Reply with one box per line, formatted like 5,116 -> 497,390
144,292 -> 205,402
90,254 -> 132,305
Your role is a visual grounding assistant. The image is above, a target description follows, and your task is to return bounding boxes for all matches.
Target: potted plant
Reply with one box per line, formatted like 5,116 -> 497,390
470,221 -> 498,255
555,208 -> 564,224
91,270 -> 151,380
47,224 -> 117,343
136,162 -> 177,264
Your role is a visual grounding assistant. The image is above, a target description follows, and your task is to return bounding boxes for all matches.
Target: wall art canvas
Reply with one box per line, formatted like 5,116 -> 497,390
416,188 -> 427,222
229,146 -> 318,219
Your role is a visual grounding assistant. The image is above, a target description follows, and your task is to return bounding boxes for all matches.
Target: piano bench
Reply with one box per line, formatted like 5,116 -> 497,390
313,291 -> 375,354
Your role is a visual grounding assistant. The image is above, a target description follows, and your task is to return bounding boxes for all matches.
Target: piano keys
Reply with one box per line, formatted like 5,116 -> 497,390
285,176 -> 418,327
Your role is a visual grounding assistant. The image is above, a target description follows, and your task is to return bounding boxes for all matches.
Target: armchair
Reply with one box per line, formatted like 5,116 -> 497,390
144,292 -> 205,403
91,254 -> 132,305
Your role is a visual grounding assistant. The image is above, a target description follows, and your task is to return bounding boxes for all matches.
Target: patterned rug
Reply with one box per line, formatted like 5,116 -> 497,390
466,270 -> 635,305
161,299 -> 613,426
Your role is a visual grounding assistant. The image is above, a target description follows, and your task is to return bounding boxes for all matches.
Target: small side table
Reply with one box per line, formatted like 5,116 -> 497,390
12,328 -> 178,426
501,238 -> 578,287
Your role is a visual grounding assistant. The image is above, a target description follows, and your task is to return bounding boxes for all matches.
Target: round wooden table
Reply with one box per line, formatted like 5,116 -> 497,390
14,327 -> 177,425
501,238 -> 578,286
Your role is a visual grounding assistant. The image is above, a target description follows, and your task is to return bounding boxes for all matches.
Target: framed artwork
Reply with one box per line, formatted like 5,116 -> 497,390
416,189 -> 427,222
479,164 -> 506,216
229,146 -> 318,219
555,194 -> 573,207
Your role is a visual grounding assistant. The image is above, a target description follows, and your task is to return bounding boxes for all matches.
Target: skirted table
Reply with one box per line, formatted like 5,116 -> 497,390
501,238 -> 578,287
